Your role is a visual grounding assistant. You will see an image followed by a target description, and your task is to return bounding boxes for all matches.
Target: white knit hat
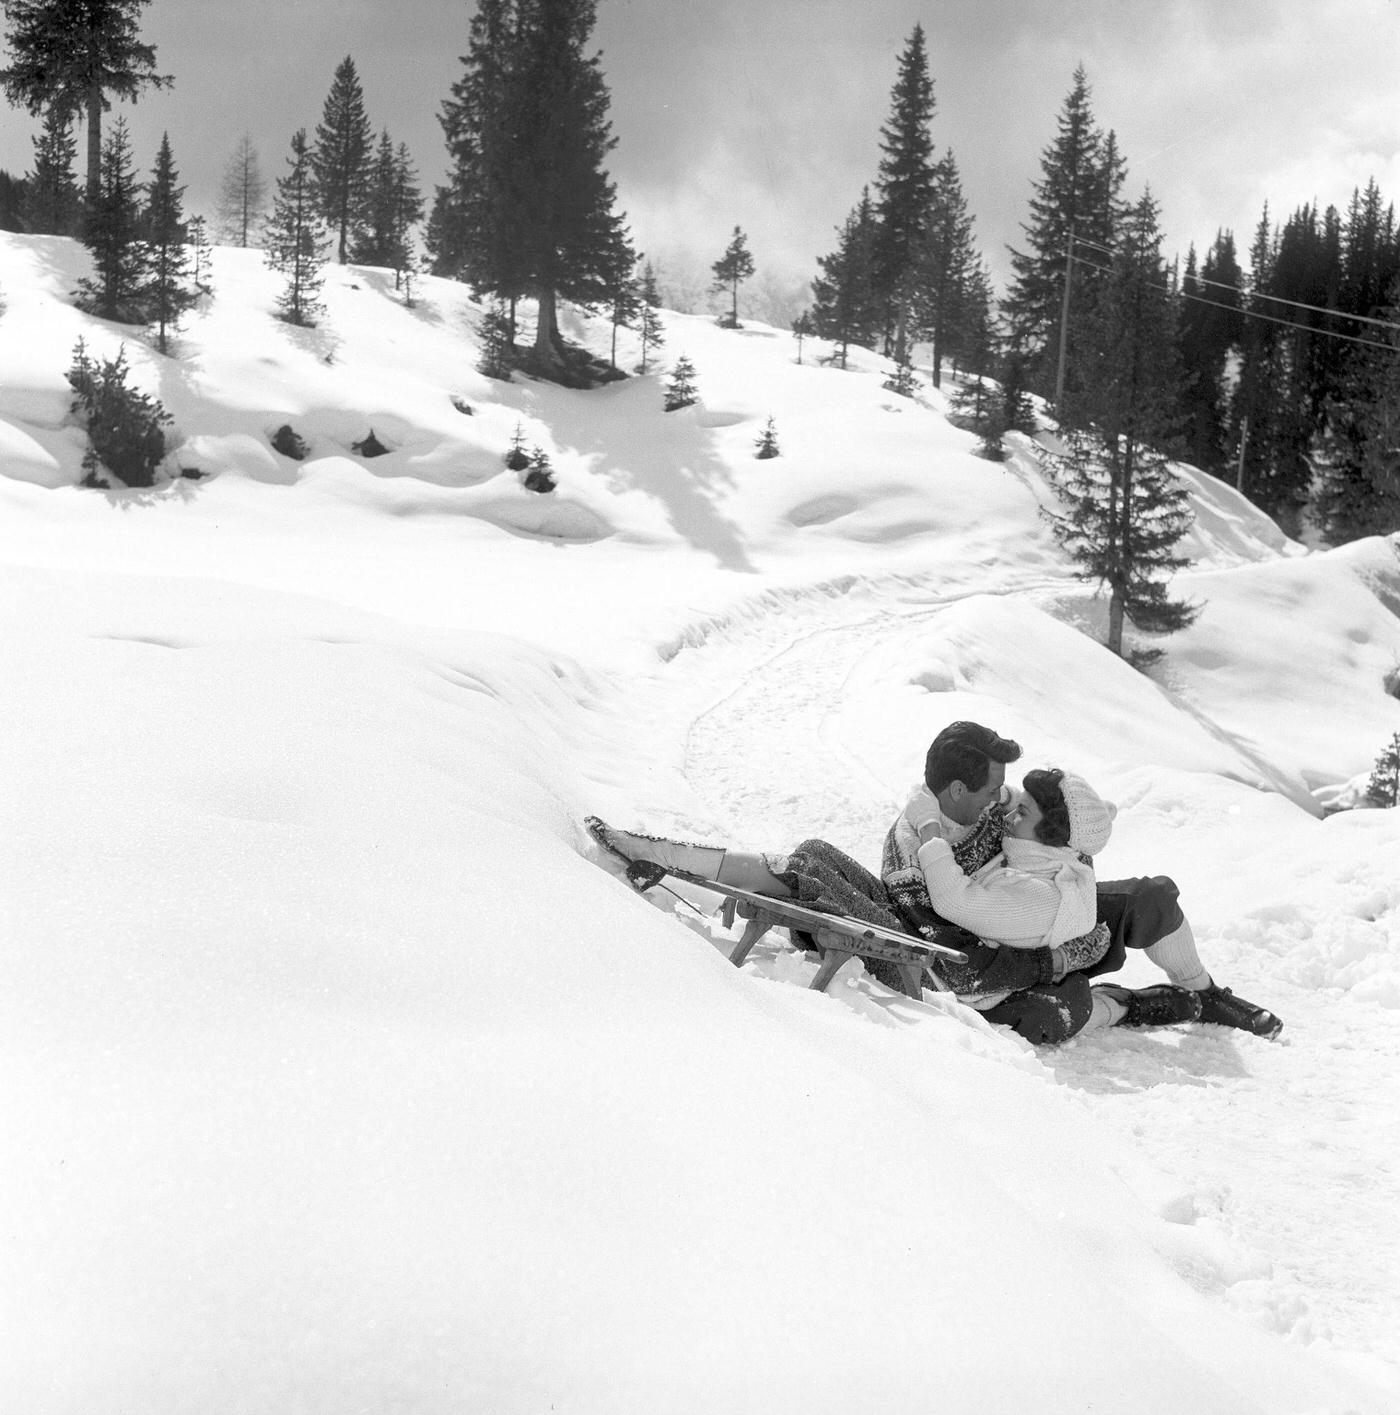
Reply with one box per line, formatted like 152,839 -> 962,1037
1059,772 -> 1116,856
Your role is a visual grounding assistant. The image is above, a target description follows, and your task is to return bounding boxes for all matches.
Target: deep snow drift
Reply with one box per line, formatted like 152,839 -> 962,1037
2,232 -> 1398,1414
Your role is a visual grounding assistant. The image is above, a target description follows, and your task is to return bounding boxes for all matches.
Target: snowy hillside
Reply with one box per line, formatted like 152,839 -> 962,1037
2,231 -> 1399,1415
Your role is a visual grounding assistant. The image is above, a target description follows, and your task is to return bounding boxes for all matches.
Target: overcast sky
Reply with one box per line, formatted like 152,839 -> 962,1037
4,0 -> 1400,303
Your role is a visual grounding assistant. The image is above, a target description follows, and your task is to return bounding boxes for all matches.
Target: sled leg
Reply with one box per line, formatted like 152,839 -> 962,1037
895,961 -> 926,1000
728,916 -> 772,968
810,947 -> 856,993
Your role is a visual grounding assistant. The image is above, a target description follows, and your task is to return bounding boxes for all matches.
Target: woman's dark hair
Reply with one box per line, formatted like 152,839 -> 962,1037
1022,768 -> 1071,847
924,720 -> 1022,794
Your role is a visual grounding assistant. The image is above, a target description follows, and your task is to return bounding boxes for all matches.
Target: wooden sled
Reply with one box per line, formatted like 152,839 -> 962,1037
630,863 -> 968,1001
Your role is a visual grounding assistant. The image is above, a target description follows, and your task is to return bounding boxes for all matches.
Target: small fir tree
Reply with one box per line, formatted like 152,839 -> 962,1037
504,421 -> 531,470
637,260 -> 665,373
215,133 -> 267,247
754,415 -> 780,459
663,354 -> 699,411
186,213 -> 213,295
476,299 -> 514,380
141,132 -> 198,353
264,129 -> 329,327
1368,732 -> 1400,806
710,224 -> 755,328
76,116 -> 148,321
310,55 -> 374,263
67,336 -> 171,487
523,445 -> 556,493
883,356 -> 919,398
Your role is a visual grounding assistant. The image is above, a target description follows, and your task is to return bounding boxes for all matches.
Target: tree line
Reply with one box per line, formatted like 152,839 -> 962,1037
3,0 -> 1397,571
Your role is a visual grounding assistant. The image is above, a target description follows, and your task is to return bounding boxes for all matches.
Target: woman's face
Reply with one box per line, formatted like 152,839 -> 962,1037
1003,788 -> 1043,841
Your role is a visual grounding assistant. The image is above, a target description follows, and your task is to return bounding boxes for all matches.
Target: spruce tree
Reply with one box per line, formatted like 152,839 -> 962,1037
310,55 -> 374,264
264,129 -> 329,327
636,260 -> 665,373
76,116 -> 147,320
431,0 -> 630,378
353,129 -> 423,275
1368,732 -> 1400,806
0,0 -> 170,201
1004,66 -> 1122,398
710,225 -> 754,328
1177,231 -> 1243,474
1320,292 -> 1400,542
605,256 -> 641,371
872,23 -> 936,363
663,354 -> 698,411
25,105 -> 80,234
914,149 -> 981,387
216,133 -> 267,248
754,415 -> 780,459
141,131 -> 197,354
811,188 -> 880,369
476,299 -> 514,379
67,336 -> 170,486
1041,191 -> 1198,659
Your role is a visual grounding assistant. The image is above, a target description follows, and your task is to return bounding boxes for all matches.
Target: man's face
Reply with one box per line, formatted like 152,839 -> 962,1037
944,760 -> 1007,827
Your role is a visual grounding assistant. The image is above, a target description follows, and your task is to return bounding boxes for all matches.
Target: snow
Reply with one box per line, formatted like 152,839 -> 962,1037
2,231 -> 1399,1414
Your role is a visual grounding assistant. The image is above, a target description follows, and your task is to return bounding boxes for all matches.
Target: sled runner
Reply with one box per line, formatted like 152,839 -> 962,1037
618,857 -> 968,1000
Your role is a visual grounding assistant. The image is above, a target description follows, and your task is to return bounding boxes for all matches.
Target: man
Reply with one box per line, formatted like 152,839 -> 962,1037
881,720 -> 1283,1046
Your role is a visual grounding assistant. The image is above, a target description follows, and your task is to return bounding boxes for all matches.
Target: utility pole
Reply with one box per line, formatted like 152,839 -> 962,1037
1053,223 -> 1075,412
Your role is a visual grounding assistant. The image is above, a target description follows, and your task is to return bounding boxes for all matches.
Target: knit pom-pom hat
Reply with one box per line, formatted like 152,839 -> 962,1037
1059,772 -> 1116,856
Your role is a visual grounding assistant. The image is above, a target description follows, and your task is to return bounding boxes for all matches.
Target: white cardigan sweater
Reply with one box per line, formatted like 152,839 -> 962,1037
916,834 -> 1097,950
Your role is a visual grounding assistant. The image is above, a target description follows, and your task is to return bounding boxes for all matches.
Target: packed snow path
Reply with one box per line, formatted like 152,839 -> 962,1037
615,583 -> 1400,1378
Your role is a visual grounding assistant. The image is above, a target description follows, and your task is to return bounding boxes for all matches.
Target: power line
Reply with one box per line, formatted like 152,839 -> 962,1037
1068,249 -> 1400,354
1071,231 -> 1400,334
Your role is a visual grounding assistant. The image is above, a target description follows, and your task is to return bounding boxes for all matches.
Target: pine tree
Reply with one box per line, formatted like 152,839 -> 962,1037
605,256 -> 641,370
476,299 -> 513,379
523,445 -> 556,492
431,0 -> 630,378
1004,66 -> 1123,398
1368,731 -> 1400,806
811,188 -> 880,369
0,0 -> 170,201
76,116 -> 147,320
710,225 -> 754,328
503,420 -> 530,469
310,56 -> 373,264
1041,191 -> 1198,659
872,23 -> 936,363
353,129 -> 423,274
883,356 -> 919,398
636,260 -> 665,373
663,354 -> 698,410
1177,231 -> 1243,473
264,129 -> 329,327
25,105 -> 80,234
216,133 -> 267,248
914,149 -> 981,387
141,132 -> 197,353
1320,291 -> 1400,542
754,415 -> 780,459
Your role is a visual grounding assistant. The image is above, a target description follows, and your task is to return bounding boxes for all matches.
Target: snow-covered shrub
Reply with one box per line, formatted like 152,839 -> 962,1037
271,424 -> 308,460
67,338 -> 171,489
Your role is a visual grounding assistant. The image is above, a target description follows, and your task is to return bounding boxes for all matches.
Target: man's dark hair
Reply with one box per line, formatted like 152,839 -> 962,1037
924,720 -> 1022,794
1022,767 -> 1071,847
